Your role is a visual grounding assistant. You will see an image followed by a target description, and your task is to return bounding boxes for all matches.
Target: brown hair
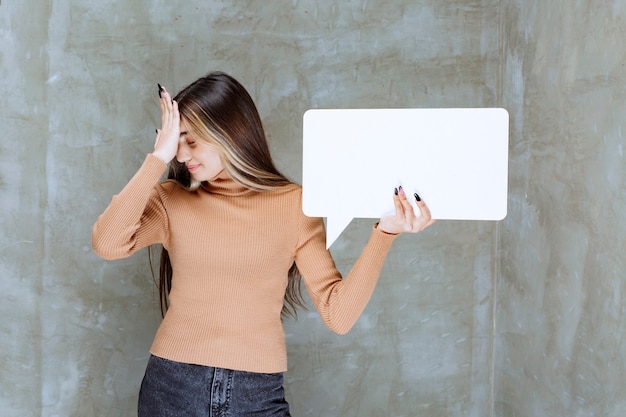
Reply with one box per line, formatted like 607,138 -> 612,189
150,71 -> 306,319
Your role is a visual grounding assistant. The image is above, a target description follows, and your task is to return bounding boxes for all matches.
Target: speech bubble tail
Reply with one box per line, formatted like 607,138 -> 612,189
325,216 -> 354,249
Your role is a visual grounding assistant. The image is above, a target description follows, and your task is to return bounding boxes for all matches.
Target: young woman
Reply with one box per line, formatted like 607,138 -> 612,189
92,71 -> 435,416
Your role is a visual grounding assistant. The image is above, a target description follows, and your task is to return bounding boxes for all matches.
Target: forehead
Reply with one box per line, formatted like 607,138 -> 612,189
179,120 -> 193,141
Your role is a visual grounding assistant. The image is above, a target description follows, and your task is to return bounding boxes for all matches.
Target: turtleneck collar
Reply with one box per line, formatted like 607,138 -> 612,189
201,170 -> 255,197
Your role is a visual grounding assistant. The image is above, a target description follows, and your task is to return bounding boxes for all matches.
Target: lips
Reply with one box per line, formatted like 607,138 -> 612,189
187,164 -> 200,173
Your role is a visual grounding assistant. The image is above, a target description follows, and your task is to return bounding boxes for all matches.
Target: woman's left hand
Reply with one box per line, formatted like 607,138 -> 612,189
377,186 -> 436,235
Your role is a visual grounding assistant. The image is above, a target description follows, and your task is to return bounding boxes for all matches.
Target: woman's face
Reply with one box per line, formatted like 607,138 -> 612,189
176,120 -> 225,181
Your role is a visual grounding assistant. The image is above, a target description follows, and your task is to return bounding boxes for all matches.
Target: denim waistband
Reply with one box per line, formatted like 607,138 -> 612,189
138,355 -> 291,416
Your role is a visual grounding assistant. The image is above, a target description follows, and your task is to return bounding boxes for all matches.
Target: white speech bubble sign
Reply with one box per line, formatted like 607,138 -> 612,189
302,108 -> 509,248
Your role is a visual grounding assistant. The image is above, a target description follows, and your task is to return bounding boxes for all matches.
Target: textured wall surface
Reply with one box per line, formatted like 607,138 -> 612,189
1,1 -> 500,416
496,1 -> 626,416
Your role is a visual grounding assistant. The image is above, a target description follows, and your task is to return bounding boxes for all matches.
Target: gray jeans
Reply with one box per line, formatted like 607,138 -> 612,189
138,355 -> 291,416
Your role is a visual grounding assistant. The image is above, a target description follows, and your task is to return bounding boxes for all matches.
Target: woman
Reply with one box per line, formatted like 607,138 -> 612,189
92,71 -> 435,416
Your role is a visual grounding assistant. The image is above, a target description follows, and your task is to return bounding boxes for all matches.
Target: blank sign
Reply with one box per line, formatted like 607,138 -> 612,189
302,108 -> 509,248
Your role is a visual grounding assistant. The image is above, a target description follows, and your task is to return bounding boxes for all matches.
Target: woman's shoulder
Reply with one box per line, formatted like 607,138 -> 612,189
271,182 -> 302,198
260,182 -> 302,211
282,182 -> 302,192
155,179 -> 192,201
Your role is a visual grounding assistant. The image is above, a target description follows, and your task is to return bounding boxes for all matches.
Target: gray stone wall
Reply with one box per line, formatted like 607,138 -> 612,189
3,1 -> 622,416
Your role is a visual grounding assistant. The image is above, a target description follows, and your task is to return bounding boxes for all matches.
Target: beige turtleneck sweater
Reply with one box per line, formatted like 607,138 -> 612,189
92,154 -> 397,373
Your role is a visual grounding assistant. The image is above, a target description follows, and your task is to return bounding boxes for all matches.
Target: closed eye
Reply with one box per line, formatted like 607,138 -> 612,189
180,131 -> 196,146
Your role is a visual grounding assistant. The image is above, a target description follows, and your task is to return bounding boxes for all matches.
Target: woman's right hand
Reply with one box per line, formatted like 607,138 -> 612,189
152,85 -> 180,164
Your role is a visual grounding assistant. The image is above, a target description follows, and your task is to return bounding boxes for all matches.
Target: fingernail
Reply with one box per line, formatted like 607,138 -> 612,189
157,83 -> 163,98
155,128 -> 159,134
399,186 -> 403,191
414,193 -> 421,202
394,187 -> 398,196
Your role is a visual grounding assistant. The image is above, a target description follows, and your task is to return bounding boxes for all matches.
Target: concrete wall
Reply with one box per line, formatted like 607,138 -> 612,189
495,1 -> 626,416
1,1 -> 498,416
5,0 -> 622,416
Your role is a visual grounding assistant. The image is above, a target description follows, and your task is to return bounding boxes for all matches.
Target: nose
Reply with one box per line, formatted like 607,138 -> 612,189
176,143 -> 191,163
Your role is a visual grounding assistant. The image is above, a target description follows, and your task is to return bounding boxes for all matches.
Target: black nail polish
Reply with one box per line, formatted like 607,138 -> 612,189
155,128 -> 159,134
414,193 -> 421,202
394,187 -> 398,196
158,83 -> 163,98
399,185 -> 403,191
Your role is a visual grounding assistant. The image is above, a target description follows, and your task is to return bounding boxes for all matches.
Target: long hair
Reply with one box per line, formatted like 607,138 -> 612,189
149,71 -> 306,319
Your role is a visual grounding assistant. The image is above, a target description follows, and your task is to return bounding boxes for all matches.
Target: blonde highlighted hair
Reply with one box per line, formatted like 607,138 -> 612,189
166,72 -> 291,192
151,71 -> 306,319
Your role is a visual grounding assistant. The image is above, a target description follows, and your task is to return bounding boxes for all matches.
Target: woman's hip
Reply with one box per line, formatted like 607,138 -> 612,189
138,354 -> 291,416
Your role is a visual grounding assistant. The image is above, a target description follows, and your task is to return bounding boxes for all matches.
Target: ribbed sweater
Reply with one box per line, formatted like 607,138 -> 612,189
92,154 -> 397,373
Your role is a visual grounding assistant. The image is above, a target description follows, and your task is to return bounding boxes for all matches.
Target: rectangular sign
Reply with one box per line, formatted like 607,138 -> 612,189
302,108 -> 509,248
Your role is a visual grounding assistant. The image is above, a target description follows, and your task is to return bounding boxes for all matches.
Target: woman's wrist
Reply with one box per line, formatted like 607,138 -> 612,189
374,222 -> 399,236
151,151 -> 171,164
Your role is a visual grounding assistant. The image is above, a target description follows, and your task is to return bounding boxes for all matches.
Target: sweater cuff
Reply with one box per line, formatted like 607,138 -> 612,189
119,154 -> 167,194
144,153 -> 168,176
370,223 -> 398,250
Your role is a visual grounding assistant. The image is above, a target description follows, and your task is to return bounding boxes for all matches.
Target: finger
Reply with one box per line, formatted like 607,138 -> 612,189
163,100 -> 179,131
172,99 -> 179,119
397,187 -> 416,223
160,94 -> 167,124
158,87 -> 171,111
392,188 -> 404,218
153,128 -> 162,151
163,89 -> 175,109
413,202 -> 434,232
415,199 -> 432,221
161,94 -> 177,130
162,90 -> 172,111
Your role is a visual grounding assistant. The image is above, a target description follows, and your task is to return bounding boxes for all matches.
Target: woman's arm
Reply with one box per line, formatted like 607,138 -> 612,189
92,154 -> 169,260
93,86 -> 180,260
295,186 -> 435,334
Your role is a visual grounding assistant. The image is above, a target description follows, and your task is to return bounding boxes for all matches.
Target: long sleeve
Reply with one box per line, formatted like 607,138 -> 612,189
92,154 -> 169,260
295,211 -> 397,335
92,171 -> 397,372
